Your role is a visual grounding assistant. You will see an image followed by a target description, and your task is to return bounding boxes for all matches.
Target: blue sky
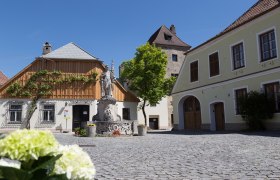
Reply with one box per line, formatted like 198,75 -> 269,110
0,0 -> 256,78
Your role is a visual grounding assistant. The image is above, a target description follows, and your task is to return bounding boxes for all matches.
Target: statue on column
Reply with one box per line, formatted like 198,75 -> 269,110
101,65 -> 116,97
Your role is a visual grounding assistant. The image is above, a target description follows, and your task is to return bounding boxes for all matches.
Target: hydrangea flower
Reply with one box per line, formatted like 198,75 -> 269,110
53,145 -> 95,180
0,129 -> 59,161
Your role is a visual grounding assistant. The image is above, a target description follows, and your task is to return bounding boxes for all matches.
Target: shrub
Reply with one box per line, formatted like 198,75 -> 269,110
239,91 -> 274,130
74,127 -> 87,137
79,129 -> 87,137
74,127 -> 81,135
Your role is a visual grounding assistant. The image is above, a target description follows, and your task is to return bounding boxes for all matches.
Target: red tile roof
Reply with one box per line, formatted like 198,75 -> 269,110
148,25 -> 191,51
223,0 -> 280,33
189,0 -> 280,53
0,71 -> 8,86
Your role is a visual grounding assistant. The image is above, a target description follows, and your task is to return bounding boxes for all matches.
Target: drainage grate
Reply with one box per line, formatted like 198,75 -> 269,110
79,144 -> 96,147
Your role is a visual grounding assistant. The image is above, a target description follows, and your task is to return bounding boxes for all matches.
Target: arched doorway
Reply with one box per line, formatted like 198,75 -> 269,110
183,96 -> 201,130
210,102 -> 225,131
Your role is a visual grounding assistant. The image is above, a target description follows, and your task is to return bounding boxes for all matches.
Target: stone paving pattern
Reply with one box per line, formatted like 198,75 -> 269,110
55,131 -> 280,179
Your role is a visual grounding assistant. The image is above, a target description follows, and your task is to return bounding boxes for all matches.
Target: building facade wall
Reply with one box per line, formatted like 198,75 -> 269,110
162,48 -> 186,127
137,97 -> 169,129
172,8 -> 280,130
0,99 -> 138,131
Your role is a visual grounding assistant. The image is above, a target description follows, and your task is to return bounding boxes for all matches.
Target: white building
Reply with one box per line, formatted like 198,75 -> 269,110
0,42 -> 139,131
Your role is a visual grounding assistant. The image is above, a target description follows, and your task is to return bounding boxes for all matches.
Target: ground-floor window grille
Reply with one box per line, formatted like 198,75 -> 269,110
235,88 -> 247,115
264,82 -> 280,113
42,105 -> 55,122
9,105 -> 22,122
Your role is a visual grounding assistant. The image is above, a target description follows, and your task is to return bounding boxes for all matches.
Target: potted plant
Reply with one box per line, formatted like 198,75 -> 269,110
112,129 -> 121,137
0,129 -> 96,179
87,123 -> 96,137
137,124 -> 147,136
74,127 -> 87,137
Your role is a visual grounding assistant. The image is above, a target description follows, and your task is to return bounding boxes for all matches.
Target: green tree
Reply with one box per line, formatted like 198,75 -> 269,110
121,43 -> 175,125
239,91 -> 274,130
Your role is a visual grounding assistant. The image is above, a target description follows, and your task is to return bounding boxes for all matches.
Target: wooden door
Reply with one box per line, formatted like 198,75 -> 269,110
184,112 -> 201,129
184,97 -> 201,130
149,118 -> 159,130
214,103 -> 225,131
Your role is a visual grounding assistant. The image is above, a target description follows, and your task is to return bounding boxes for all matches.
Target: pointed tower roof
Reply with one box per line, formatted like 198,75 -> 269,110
0,71 -> 8,86
42,42 -> 97,60
148,25 -> 191,51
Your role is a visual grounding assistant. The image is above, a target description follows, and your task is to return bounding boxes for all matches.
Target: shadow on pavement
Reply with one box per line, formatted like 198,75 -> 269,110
147,129 -> 280,137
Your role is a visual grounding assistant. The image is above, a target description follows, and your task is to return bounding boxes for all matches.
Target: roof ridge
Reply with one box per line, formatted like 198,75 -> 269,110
222,0 -> 280,33
41,42 -> 97,60
222,0 -> 262,33
148,25 -> 191,49
70,42 -> 97,59
0,71 -> 8,78
188,0 -> 280,53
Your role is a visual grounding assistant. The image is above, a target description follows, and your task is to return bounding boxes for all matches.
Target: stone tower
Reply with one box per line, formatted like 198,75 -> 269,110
148,25 -> 191,128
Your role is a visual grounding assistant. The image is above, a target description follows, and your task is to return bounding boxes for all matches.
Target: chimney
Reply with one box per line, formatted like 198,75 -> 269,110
42,42 -> 52,55
170,24 -> 176,35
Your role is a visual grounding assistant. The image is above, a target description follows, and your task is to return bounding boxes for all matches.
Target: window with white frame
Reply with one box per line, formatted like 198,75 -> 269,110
209,52 -> 220,77
234,88 -> 247,115
259,29 -> 277,62
190,61 -> 198,82
42,105 -> 55,122
232,43 -> 245,70
264,82 -> 280,113
9,104 -> 22,122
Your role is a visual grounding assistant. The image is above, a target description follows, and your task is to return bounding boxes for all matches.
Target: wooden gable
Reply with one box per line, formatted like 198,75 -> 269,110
0,58 -> 139,102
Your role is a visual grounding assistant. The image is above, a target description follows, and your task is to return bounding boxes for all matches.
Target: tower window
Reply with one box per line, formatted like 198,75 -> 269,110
171,73 -> 179,77
172,54 -> 178,62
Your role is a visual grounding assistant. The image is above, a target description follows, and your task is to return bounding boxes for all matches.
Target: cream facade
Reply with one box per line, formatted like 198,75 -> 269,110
172,2 -> 280,130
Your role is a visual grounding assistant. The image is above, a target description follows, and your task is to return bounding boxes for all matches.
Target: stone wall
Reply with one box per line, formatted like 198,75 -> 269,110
161,48 -> 186,127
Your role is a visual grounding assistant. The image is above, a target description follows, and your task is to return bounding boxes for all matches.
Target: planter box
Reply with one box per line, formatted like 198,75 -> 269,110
137,126 -> 147,136
87,126 -> 96,137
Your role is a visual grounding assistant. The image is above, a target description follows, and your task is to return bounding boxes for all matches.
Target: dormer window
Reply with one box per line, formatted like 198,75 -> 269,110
164,33 -> 172,40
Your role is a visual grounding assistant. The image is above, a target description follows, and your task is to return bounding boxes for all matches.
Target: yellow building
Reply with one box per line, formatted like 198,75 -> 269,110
172,0 -> 280,130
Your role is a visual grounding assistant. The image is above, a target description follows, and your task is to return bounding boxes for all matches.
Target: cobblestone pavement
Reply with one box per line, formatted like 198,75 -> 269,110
55,131 -> 280,179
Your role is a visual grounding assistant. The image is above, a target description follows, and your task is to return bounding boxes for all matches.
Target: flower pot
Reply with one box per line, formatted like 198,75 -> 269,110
87,126 -> 96,137
137,125 -> 147,136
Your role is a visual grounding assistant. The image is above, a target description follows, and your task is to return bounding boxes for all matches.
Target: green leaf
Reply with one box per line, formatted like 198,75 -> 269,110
0,166 -> 32,180
29,155 -> 62,174
42,174 -> 68,180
